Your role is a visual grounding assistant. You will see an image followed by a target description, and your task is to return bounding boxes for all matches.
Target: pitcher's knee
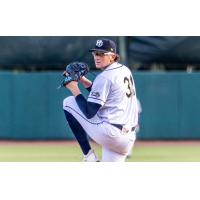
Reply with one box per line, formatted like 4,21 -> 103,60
63,96 -> 75,110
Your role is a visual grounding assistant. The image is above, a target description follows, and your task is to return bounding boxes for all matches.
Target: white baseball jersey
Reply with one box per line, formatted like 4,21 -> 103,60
88,62 -> 138,129
63,62 -> 138,161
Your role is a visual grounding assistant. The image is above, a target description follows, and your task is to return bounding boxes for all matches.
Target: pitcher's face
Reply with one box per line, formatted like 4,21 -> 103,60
92,52 -> 116,69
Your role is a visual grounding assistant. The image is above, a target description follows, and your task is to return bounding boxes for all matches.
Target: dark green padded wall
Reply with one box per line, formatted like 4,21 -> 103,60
0,71 -> 200,140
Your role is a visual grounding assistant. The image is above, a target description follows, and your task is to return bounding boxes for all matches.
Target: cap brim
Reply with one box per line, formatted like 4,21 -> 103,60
89,48 -> 109,53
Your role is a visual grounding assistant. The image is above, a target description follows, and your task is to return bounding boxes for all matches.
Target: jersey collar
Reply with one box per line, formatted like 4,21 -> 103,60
104,62 -> 123,71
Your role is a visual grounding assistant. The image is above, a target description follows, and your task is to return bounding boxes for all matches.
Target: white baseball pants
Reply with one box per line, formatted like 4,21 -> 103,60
63,96 -> 136,162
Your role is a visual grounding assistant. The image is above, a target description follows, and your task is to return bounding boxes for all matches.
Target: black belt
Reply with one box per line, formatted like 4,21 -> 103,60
111,124 -> 136,132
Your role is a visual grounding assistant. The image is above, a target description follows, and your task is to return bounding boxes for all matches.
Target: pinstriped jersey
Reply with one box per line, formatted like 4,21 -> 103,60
87,62 -> 138,128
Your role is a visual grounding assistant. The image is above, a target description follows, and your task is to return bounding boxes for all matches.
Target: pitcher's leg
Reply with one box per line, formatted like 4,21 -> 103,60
101,131 -> 136,162
102,147 -> 127,162
64,110 -> 91,155
63,96 -> 135,162
63,96 -> 108,146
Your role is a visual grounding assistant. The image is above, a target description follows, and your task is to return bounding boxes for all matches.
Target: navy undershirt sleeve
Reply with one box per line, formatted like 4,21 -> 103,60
86,85 -> 92,92
75,94 -> 101,119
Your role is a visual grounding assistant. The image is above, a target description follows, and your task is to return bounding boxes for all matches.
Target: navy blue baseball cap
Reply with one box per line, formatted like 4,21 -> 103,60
89,39 -> 117,53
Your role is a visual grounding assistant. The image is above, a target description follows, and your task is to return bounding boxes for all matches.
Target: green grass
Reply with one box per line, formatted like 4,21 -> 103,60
0,142 -> 83,162
0,141 -> 200,162
128,145 -> 200,162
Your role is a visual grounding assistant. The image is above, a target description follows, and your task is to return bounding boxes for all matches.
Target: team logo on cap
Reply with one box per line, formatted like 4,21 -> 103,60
96,40 -> 103,47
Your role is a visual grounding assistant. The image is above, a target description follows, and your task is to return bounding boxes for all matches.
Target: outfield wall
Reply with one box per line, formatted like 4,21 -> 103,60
0,71 -> 200,140
135,72 -> 200,139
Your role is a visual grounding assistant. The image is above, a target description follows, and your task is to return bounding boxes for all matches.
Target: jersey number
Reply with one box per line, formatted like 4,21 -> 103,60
124,76 -> 135,98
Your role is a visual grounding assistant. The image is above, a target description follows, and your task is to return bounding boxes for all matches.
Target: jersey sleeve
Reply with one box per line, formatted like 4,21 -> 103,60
87,76 -> 111,106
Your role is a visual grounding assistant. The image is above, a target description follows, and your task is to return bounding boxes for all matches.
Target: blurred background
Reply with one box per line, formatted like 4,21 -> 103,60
0,36 -> 200,141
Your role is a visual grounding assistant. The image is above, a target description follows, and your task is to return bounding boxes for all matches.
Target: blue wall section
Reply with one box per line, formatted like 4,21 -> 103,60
0,72 -> 74,140
178,73 -> 200,138
0,73 -> 12,137
134,72 -> 200,139
0,71 -> 200,140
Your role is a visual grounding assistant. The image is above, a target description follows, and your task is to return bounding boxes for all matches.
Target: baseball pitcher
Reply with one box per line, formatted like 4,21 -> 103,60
61,38 -> 138,162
